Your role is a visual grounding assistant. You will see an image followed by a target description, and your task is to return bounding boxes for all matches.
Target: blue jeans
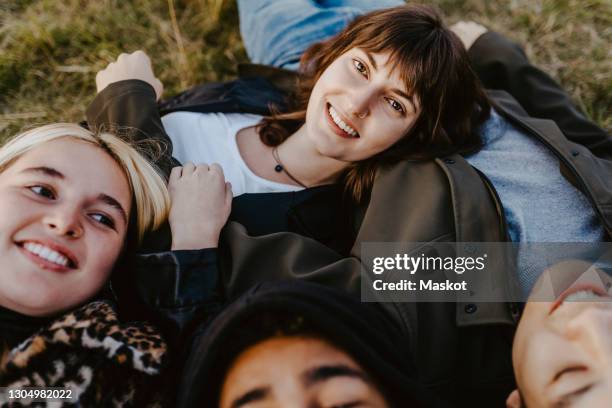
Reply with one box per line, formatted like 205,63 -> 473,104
238,0 -> 406,71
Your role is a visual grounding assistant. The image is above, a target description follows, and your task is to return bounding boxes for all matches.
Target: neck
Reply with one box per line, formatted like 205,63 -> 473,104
0,305 -> 51,349
277,124 -> 350,187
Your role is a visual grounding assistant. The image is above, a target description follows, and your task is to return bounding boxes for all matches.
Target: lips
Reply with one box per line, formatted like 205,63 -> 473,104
549,283 -> 609,315
16,239 -> 78,272
325,103 -> 360,139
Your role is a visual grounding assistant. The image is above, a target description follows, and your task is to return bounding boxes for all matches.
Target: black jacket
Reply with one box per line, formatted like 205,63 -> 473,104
86,31 -> 612,406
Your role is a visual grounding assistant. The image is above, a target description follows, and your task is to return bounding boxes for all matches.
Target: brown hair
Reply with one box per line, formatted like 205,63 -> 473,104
257,4 -> 490,202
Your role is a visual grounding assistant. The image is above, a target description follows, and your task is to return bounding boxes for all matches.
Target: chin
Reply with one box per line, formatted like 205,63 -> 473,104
1,276 -> 63,316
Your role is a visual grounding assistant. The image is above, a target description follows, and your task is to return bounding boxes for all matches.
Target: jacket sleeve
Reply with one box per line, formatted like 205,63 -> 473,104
469,31 -> 612,159
85,79 -> 180,177
115,248 -> 222,349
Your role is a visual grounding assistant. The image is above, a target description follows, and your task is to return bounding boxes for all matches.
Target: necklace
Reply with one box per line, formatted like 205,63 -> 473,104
272,146 -> 307,187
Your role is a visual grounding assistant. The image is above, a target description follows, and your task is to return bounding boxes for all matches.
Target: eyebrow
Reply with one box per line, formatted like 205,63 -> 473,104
21,166 -> 64,179
98,193 -> 128,225
231,387 -> 270,408
362,51 -> 417,108
229,365 -> 370,407
21,166 -> 128,225
302,364 -> 371,387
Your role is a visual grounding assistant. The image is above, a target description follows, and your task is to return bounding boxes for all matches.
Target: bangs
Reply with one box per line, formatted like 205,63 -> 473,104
358,38 -> 421,105
344,8 -> 454,109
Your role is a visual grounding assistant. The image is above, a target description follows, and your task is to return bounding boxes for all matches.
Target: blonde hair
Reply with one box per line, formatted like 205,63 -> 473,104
0,123 -> 170,243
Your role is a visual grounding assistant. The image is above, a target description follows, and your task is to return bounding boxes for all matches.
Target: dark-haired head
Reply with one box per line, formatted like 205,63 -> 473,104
258,4 -> 490,202
178,281 -> 443,408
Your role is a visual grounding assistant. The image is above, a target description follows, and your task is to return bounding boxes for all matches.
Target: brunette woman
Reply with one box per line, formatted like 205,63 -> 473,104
88,2 -> 611,405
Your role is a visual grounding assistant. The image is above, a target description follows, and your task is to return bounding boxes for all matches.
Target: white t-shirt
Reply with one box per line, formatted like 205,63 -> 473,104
161,111 -> 304,196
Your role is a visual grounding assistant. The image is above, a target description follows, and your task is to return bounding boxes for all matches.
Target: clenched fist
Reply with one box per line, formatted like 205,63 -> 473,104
450,21 -> 488,51
168,163 -> 233,250
96,50 -> 164,100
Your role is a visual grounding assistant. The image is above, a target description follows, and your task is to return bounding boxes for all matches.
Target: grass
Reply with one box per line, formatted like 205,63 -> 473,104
0,0 -> 610,141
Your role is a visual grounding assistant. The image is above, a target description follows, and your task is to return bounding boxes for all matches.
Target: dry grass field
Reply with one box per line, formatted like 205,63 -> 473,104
0,0 -> 610,141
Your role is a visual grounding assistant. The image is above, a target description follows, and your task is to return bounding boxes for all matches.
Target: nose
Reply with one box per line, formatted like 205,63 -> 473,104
347,87 -> 376,119
566,307 -> 612,363
44,205 -> 83,239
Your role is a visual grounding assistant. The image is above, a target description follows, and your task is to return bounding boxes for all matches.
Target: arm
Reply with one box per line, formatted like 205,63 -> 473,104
119,162 -> 232,347
86,51 -> 178,177
115,249 -> 222,350
467,30 -> 611,158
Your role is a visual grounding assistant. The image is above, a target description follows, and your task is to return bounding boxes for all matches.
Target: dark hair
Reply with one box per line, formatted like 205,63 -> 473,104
258,4 -> 490,202
210,310 -> 398,407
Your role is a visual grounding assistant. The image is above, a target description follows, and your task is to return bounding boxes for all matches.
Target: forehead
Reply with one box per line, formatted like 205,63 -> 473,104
9,138 -> 131,206
232,336 -> 355,371
223,336 -> 360,390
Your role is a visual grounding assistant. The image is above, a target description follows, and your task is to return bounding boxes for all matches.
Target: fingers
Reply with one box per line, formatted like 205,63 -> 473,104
182,162 -> 197,176
131,50 -> 150,62
450,21 -> 488,50
208,162 -> 224,178
170,163 -> 226,180
225,181 -> 233,206
170,165 -> 183,183
153,78 -> 164,101
95,49 -> 161,97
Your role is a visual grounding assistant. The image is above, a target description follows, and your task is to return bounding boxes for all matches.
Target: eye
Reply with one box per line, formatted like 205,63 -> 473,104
90,213 -> 116,229
330,403 -> 363,408
352,59 -> 368,77
554,366 -> 587,382
28,185 -> 55,199
385,97 -> 405,114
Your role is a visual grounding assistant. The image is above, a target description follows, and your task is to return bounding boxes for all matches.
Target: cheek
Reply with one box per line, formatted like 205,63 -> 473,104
84,232 -> 125,286
363,116 -> 411,153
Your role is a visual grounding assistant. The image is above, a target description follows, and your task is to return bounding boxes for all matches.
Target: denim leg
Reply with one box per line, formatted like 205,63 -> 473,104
238,0 -> 406,71
316,0 -> 405,10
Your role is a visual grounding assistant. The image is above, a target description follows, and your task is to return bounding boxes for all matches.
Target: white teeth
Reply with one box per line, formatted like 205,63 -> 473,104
40,247 -> 51,259
328,106 -> 358,137
564,290 -> 604,303
23,242 -> 69,267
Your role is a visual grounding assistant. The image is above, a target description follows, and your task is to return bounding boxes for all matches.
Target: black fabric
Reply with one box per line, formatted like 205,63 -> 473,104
113,249 -> 221,350
176,281 -> 449,408
0,307 -> 50,349
159,76 -> 290,116
469,31 -> 611,159
230,183 -> 353,254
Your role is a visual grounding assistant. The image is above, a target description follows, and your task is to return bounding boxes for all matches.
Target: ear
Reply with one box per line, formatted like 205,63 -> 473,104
506,389 -> 522,408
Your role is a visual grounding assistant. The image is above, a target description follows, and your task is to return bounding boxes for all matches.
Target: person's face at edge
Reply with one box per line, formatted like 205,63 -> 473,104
509,266 -> 612,407
305,47 -> 420,163
0,138 -> 131,316
220,336 -> 390,408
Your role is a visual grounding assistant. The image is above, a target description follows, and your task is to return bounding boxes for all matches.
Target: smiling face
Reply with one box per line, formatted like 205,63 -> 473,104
0,138 -> 131,316
305,48 -> 419,163
220,336 -> 389,408
511,264 -> 612,407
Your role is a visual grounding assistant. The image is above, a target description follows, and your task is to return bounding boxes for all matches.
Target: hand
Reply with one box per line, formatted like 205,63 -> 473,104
168,163 -> 233,250
95,50 -> 164,100
450,21 -> 488,51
